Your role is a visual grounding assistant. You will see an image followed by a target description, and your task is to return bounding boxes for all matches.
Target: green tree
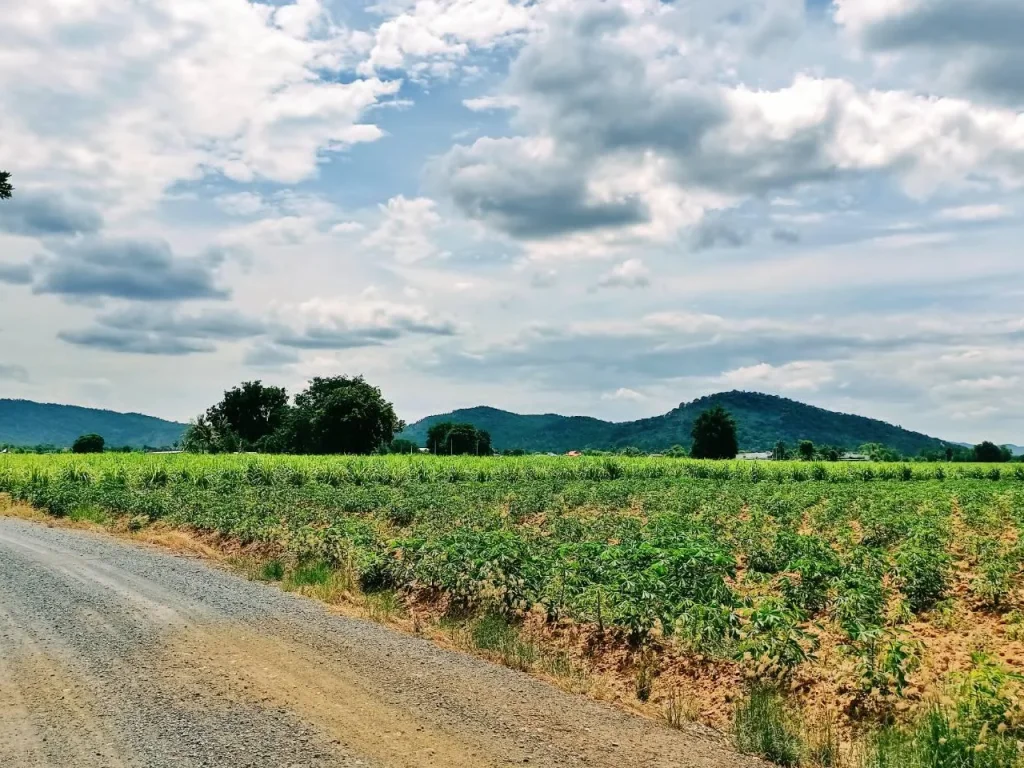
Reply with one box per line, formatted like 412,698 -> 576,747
974,441 -> 1006,463
773,441 -> 788,460
287,375 -> 403,455
798,440 -> 815,461
389,438 -> 419,454
182,413 -> 239,454
666,444 -> 688,458
72,433 -> 104,454
690,406 -> 739,460
426,421 -> 493,455
0,171 -> 12,200
204,380 -> 290,448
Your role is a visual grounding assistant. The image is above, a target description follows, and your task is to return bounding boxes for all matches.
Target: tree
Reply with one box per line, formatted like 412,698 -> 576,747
72,433 -> 104,454
181,413 -> 239,454
666,444 -> 688,458
974,441 -> 1006,463
287,375 -> 403,455
426,421 -> 493,455
389,438 -> 419,454
690,406 -> 738,460
0,171 -> 12,200
773,441 -> 788,460
798,440 -> 815,461
205,380 -> 290,448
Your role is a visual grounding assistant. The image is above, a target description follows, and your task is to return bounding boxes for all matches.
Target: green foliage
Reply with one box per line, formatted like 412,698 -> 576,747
204,380 -> 290,448
3,453 -> 1024,653
389,438 -> 419,455
799,440 -> 815,461
426,422 -> 493,455
0,170 -> 12,200
690,406 -> 739,460
975,442 -> 1010,463
734,684 -> 802,767
866,654 -> 1024,768
72,433 -> 105,454
399,391 -> 952,455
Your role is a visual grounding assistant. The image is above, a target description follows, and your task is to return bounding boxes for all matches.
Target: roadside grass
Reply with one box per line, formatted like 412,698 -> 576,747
735,684 -> 804,767
664,687 -> 701,729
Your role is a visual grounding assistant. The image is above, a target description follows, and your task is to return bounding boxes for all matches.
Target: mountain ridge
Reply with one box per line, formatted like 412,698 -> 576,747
0,399 -> 186,448
401,391 -> 957,455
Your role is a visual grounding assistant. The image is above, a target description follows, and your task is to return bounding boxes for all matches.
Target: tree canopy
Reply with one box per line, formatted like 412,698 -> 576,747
689,406 -> 738,460
286,376 -> 404,455
206,381 -> 289,447
0,171 -> 12,200
72,433 -> 105,454
184,375 -> 403,455
974,441 -> 1011,463
426,421 -> 493,455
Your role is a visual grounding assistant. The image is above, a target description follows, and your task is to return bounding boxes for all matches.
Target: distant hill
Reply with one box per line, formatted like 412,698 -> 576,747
0,399 -> 186,448
400,391 -> 954,455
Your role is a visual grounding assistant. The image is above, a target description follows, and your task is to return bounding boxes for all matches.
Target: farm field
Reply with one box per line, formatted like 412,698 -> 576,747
4,453 -> 1024,766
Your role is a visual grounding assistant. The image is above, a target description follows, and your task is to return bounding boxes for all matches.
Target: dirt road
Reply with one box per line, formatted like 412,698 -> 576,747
0,517 -> 762,767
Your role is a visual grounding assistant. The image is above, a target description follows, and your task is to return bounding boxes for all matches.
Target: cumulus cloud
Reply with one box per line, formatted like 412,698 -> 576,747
362,196 -> 444,263
0,192 -> 102,237
360,0 -> 537,77
596,259 -> 650,289
436,0 -> 1024,251
273,297 -> 458,349
0,0 -> 398,208
35,238 -> 230,302
835,0 -> 1024,105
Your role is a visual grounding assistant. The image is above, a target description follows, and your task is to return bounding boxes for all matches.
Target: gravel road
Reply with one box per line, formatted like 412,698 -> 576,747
0,517 -> 764,768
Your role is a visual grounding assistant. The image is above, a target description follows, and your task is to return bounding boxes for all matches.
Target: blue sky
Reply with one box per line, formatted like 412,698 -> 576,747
1,0 -> 1023,443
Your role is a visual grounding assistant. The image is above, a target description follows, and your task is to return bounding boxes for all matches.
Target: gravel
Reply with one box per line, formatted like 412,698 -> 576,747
0,517 -> 764,768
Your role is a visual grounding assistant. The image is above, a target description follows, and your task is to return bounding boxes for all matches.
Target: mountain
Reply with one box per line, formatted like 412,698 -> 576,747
0,399 -> 186,448
400,391 -> 954,455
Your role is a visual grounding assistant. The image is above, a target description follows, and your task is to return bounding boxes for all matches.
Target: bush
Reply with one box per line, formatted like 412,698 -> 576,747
72,434 -> 104,454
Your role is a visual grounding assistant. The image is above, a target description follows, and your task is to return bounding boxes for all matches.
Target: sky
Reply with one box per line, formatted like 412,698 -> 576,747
1,0 -> 1023,443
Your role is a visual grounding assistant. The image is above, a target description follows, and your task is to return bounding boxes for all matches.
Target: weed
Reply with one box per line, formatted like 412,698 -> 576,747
664,687 -> 700,729
634,648 -> 658,702
259,558 -> 285,582
287,560 -> 333,587
734,684 -> 802,767
471,613 -> 538,671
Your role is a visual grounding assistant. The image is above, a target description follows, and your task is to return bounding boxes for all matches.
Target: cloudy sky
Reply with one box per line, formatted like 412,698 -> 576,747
1,0 -> 1023,442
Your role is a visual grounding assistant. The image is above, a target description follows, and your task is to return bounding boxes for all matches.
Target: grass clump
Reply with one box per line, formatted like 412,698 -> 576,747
866,653 -> 1024,768
734,684 -> 803,767
258,558 -> 285,582
471,613 -> 539,672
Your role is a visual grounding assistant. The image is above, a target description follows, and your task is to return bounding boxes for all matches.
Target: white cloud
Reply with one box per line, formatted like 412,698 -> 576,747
938,204 -> 1012,222
0,0 -> 398,210
360,0 -> 537,77
362,196 -> 444,263
719,361 -> 836,392
596,259 -> 651,289
601,387 -> 646,402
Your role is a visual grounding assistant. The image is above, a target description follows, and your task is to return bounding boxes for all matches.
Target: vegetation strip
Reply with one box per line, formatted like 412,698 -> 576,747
3,454 -> 1024,766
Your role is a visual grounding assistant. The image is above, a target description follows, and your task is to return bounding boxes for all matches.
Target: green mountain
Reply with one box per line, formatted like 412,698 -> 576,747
400,391 -> 953,455
0,399 -> 186,448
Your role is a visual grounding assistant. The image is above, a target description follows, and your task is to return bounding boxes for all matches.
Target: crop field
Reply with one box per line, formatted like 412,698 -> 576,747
4,453 -> 1024,766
